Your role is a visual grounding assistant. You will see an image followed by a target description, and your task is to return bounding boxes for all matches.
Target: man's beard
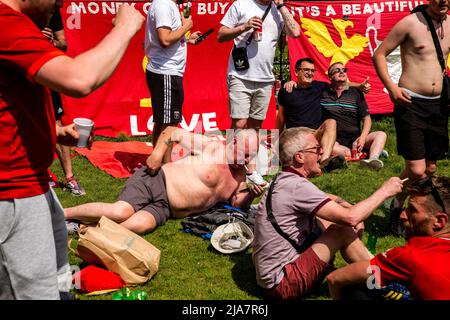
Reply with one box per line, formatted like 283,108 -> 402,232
24,3 -> 56,29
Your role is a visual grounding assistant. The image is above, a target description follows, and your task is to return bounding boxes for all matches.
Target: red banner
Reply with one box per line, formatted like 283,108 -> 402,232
61,1 -> 276,137
286,0 -> 425,115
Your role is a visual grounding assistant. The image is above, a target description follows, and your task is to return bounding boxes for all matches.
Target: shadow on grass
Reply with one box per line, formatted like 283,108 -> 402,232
205,245 -> 263,299
229,252 -> 264,299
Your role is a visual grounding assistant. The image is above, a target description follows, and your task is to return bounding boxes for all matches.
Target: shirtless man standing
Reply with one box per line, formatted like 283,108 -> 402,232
373,0 -> 450,234
64,128 -> 264,234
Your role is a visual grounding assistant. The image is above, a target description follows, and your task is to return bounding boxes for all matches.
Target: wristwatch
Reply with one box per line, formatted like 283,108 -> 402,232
276,3 -> 285,10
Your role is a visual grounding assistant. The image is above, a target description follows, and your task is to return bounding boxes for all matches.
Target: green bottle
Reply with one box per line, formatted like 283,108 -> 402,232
367,233 -> 378,254
183,1 -> 191,18
112,287 -> 148,300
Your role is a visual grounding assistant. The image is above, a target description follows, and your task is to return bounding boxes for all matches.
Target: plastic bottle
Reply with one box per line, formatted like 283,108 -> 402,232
183,1 -> 191,18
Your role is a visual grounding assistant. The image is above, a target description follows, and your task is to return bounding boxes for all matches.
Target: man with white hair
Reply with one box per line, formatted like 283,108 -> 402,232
65,128 -> 265,234
252,127 -> 404,300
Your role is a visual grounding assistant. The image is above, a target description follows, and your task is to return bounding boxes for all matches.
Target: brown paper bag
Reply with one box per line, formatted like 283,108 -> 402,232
72,216 -> 161,285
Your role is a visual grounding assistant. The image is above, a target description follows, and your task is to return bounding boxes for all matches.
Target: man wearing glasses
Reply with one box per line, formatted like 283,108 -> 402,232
327,176 -> 450,300
252,127 -> 404,300
322,62 -> 388,170
276,58 -> 371,171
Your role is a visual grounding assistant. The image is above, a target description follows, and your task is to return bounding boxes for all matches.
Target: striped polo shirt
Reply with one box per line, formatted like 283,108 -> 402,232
321,86 -> 370,144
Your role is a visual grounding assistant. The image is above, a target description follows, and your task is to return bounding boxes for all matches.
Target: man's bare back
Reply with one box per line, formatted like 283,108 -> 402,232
398,12 -> 450,96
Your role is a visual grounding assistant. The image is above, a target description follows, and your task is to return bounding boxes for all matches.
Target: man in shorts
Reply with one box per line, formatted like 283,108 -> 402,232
276,57 -> 371,171
43,8 -> 85,195
217,0 -> 300,185
373,0 -> 450,235
144,0 -> 201,146
65,128 -> 265,234
252,127 -> 404,300
0,1 -> 143,299
321,62 -> 388,170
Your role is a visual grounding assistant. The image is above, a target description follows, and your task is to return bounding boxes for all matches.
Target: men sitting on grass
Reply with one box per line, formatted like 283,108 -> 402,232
321,62 -> 388,170
65,128 -> 265,235
277,57 -> 371,172
326,176 -> 450,300
252,127 -> 404,300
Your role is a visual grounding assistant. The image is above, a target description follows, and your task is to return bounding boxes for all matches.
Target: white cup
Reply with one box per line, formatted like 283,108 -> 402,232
73,118 -> 94,148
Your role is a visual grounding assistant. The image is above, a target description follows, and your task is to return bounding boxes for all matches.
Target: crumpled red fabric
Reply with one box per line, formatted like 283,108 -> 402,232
74,141 -> 153,178
73,265 -> 126,293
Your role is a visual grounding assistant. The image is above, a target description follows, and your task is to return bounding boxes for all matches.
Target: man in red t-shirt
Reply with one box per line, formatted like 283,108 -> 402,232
327,176 -> 450,300
0,0 -> 144,299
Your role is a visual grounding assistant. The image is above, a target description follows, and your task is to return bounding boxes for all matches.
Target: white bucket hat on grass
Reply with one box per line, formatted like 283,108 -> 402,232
211,220 -> 254,254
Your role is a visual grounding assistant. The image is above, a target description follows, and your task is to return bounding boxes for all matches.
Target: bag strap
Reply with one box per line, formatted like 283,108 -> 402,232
235,3 -> 273,48
419,6 -> 447,73
265,174 -> 304,252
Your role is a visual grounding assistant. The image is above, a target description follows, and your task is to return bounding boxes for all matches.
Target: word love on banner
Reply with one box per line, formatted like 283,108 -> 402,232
61,0 -> 279,137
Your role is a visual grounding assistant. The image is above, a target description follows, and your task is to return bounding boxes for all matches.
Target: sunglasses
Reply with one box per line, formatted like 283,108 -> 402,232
411,177 -> 447,213
298,144 -> 322,154
330,67 -> 347,75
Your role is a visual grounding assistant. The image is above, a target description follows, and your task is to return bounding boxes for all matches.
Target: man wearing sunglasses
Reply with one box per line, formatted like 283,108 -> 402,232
321,62 -> 388,170
327,176 -> 450,300
252,127 -> 404,300
277,58 -> 371,172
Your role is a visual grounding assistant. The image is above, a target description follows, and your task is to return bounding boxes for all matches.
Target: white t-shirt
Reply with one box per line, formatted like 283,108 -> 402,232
220,0 -> 284,82
145,0 -> 187,76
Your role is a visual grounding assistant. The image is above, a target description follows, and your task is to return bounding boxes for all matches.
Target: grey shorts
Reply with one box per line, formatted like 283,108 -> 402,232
118,167 -> 171,227
227,74 -> 273,121
0,189 -> 68,299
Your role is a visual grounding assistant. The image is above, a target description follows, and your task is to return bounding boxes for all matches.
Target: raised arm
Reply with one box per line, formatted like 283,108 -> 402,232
34,5 -> 144,98
316,177 -> 403,227
274,0 -> 300,38
157,14 -> 192,48
146,127 -> 212,174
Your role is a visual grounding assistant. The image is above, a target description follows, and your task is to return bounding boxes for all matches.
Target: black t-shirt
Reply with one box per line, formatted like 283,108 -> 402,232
321,86 -> 370,140
277,81 -> 328,129
48,9 -> 63,32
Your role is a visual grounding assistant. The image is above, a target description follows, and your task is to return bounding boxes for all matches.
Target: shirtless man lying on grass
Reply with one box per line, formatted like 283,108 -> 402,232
65,128 -> 265,234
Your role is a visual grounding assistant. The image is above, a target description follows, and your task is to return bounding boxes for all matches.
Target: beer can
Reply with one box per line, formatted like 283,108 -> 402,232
253,26 -> 262,42
351,141 -> 358,159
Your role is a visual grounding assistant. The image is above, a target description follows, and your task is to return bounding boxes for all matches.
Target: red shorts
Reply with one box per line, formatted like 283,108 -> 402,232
264,247 -> 330,300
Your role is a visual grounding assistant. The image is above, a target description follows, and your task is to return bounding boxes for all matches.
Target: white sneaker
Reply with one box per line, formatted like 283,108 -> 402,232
246,171 -> 267,186
360,158 -> 384,170
381,150 -> 389,158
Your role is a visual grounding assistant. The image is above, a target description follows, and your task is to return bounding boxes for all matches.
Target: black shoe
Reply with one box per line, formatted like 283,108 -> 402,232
322,155 -> 347,172
59,291 -> 75,300
389,200 -> 405,237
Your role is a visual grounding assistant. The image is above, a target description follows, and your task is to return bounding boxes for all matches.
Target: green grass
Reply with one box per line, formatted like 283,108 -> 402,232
51,117 -> 450,300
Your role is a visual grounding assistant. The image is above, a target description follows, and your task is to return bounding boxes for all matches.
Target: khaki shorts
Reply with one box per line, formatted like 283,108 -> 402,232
227,74 -> 273,121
